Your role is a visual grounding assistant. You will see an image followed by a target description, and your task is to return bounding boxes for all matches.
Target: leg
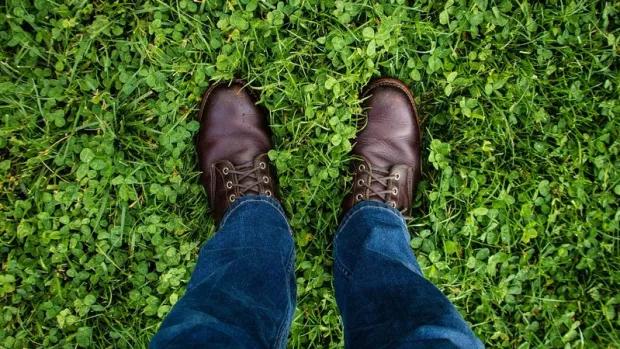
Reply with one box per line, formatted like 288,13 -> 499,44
337,78 -> 482,348
334,201 -> 483,349
151,80 -> 293,348
151,196 -> 295,349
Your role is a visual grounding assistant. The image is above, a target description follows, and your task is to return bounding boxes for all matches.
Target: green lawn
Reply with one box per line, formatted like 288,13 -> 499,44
1,0 -> 619,348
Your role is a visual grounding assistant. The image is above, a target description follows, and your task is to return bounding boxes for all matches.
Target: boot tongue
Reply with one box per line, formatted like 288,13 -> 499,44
233,160 -> 261,195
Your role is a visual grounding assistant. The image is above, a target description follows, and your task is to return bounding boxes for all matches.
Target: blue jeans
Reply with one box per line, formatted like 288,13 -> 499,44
150,196 -> 483,349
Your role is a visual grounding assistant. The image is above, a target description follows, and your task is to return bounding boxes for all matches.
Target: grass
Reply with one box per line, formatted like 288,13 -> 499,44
0,0 -> 619,348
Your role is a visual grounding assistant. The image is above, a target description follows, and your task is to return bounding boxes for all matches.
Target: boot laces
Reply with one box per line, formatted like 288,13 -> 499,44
224,161 -> 272,199
358,164 -> 399,202
357,164 -> 412,219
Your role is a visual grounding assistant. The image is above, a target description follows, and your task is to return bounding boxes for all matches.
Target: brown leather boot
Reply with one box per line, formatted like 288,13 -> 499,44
342,77 -> 421,215
196,80 -> 279,225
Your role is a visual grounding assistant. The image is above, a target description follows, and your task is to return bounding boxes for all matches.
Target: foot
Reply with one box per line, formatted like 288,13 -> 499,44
196,80 -> 279,225
342,78 -> 421,215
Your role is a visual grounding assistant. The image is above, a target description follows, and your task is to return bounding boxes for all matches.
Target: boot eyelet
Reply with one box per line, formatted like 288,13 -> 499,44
394,173 -> 401,180
223,167 -> 229,175
229,194 -> 236,202
358,179 -> 364,186
358,164 -> 366,171
355,194 -> 364,201
263,176 -> 270,183
389,201 -> 396,208
392,188 -> 398,195
260,162 -> 267,169
226,181 -> 233,189
265,190 -> 272,197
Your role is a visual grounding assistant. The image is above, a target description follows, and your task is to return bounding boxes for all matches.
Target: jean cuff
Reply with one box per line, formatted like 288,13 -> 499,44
219,195 -> 289,230
335,200 -> 407,239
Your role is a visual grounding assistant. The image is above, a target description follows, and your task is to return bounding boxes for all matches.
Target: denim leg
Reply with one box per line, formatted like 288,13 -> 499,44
151,196 -> 296,349
334,201 -> 484,349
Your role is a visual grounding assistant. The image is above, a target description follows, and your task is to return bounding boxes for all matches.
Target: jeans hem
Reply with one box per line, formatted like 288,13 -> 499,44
335,201 -> 407,240
219,195 -> 291,235
334,201 -> 408,279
